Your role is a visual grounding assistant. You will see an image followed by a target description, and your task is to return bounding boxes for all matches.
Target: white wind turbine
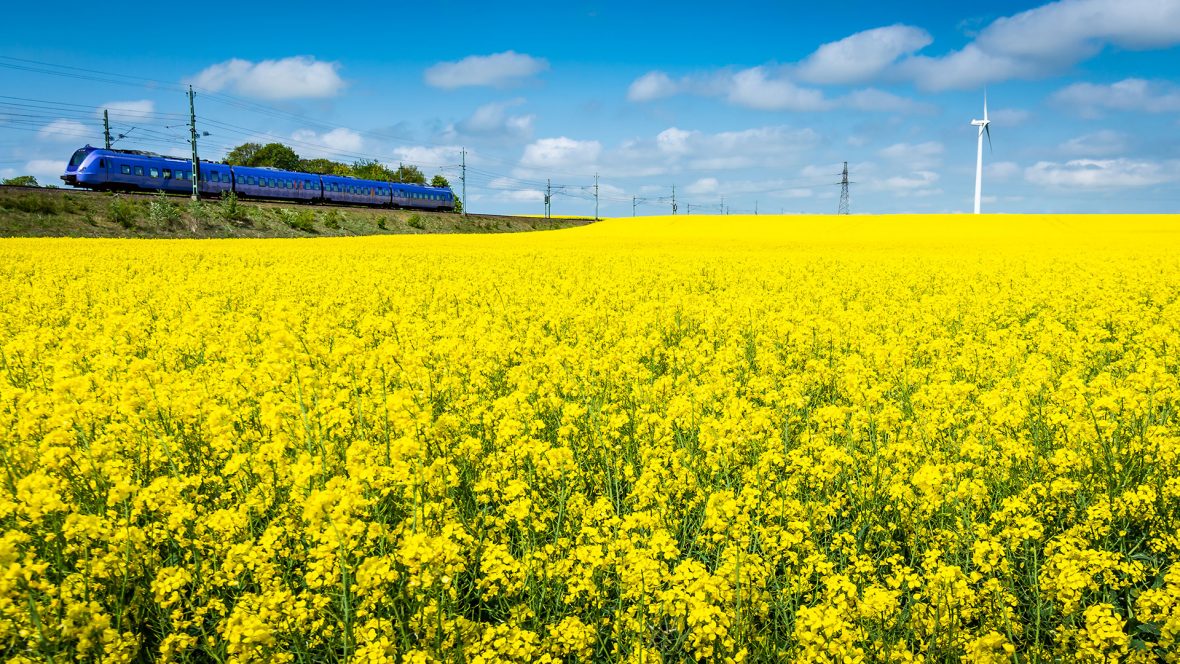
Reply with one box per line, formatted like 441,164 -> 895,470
970,92 -> 992,214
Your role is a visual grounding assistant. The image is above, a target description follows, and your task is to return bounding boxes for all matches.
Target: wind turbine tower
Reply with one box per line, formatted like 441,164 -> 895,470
970,93 -> 992,214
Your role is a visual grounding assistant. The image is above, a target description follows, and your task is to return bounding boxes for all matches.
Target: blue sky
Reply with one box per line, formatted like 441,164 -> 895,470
2,0 -> 1179,215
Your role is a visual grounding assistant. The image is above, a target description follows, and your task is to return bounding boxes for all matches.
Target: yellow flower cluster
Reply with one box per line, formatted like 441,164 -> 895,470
1,214 -> 1179,661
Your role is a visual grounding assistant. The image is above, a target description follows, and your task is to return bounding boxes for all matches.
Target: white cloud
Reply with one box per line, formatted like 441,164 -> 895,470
843,88 -> 933,113
986,161 -> 1021,180
1025,158 -> 1178,188
98,100 -> 155,121
628,71 -> 680,102
796,25 -> 932,84
24,159 -> 68,183
290,127 -> 364,158
520,137 -> 602,170
392,145 -> 463,171
877,170 -> 940,191
1053,78 -> 1180,115
726,67 -> 832,111
447,99 -> 535,140
500,189 -> 545,203
989,108 -> 1031,125
424,51 -> 548,89
1058,130 -> 1128,157
38,119 -> 91,142
686,177 -> 719,195
898,0 -> 1180,90
190,56 -> 345,100
626,68 -> 923,113
878,141 -> 944,170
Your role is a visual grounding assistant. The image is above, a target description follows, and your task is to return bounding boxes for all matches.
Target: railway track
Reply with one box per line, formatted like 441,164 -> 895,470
0,184 -> 595,222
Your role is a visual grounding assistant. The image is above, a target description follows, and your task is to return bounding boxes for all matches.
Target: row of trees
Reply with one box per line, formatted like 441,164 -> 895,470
222,142 -> 449,189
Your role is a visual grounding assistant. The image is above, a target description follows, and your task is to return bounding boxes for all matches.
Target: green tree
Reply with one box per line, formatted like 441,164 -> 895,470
430,174 -> 461,211
1,175 -> 39,186
299,158 -> 352,176
352,159 -> 397,182
250,143 -> 301,171
224,142 -> 263,166
224,142 -> 300,170
393,163 -> 426,184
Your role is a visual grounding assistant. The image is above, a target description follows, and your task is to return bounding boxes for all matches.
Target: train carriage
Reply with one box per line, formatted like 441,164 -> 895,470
321,175 -> 391,207
232,166 -> 320,202
393,182 -> 454,211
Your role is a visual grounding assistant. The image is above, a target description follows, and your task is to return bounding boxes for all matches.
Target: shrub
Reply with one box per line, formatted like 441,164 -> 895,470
377,217 -> 387,230
278,207 -> 315,233
0,193 -> 60,214
407,214 -> 425,230
219,191 -> 246,223
1,175 -> 38,186
107,195 -> 137,229
322,209 -> 344,230
148,191 -> 182,229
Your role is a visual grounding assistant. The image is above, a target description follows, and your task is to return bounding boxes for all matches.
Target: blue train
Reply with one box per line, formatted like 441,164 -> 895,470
60,145 -> 456,211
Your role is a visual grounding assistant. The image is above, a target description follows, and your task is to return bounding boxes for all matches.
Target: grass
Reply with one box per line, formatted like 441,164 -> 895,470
0,186 -> 593,238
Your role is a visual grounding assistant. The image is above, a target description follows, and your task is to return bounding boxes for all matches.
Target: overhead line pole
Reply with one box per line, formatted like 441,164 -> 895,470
671,185 -> 677,215
103,109 -> 111,149
460,148 -> 467,217
545,179 -> 551,219
838,161 -> 850,215
594,173 -> 599,220
188,85 -> 199,201
632,196 -> 636,216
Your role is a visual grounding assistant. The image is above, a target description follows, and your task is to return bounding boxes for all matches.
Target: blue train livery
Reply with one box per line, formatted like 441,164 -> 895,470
60,145 -> 455,211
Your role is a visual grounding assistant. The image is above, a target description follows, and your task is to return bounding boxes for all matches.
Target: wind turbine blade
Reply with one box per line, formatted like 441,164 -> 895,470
985,124 -> 993,153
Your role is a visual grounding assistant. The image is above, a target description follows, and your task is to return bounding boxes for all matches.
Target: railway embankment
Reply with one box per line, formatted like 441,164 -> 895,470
0,185 -> 592,238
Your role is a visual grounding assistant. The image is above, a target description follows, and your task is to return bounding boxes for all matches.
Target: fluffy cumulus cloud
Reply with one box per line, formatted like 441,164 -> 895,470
1025,158 -> 1178,188
23,159 -> 68,182
520,137 -> 602,170
424,51 -> 548,89
627,72 -> 680,102
392,145 -> 463,171
686,177 -> 719,195
796,24 -> 932,84
38,119 -> 90,142
626,65 -> 923,113
726,67 -> 831,111
190,56 -> 345,100
898,0 -> 1180,90
290,127 -> 364,158
655,125 -> 821,172
98,100 -> 155,121
986,161 -> 1021,180
446,99 -> 535,140
1053,78 -> 1180,115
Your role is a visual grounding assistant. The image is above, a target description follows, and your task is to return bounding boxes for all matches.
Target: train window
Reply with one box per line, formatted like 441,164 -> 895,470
149,168 -> 160,178
121,165 -> 131,175
248,176 -> 256,185
163,169 -> 172,179
134,166 -> 144,176
99,159 -> 105,168
210,172 -> 219,182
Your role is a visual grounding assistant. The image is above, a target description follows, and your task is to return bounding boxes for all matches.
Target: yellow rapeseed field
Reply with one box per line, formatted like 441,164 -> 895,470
2,214 -> 1179,663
